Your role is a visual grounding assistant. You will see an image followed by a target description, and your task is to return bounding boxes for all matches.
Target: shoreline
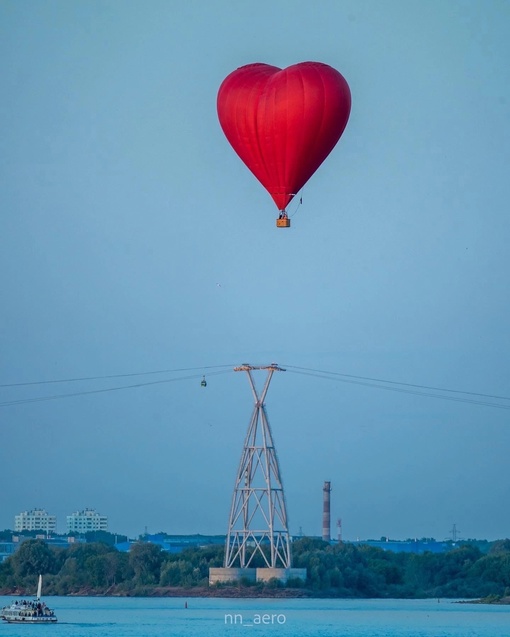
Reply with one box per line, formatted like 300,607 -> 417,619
2,587 -> 509,603
457,595 -> 510,606
0,587 -> 312,599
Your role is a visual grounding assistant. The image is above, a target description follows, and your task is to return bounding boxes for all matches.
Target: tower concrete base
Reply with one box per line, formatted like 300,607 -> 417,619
256,567 -> 307,583
209,567 -> 256,584
209,567 -> 307,585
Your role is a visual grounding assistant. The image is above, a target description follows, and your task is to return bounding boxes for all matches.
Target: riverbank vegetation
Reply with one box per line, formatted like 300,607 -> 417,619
0,537 -> 509,599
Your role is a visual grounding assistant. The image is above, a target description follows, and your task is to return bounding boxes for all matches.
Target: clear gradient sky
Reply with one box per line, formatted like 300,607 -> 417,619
1,0 -> 509,541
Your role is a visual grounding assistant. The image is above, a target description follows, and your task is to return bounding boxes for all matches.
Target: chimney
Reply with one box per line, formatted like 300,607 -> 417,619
322,481 -> 331,542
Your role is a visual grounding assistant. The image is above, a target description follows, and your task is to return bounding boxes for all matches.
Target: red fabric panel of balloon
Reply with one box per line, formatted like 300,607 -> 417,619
217,62 -> 351,211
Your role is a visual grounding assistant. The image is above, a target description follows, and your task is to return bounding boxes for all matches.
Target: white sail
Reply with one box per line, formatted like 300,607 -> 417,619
36,574 -> 42,600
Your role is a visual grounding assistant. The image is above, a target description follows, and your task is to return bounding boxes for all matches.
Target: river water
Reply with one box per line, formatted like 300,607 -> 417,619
1,596 -> 508,637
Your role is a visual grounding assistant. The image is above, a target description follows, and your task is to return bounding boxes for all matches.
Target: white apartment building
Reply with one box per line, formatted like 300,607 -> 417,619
66,508 -> 108,534
14,508 -> 57,533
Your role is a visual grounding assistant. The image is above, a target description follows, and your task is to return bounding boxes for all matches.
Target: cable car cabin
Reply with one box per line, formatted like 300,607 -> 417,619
276,217 -> 291,228
201,376 -> 207,387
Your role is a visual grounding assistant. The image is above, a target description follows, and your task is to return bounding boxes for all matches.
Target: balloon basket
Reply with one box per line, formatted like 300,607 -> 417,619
276,218 -> 291,228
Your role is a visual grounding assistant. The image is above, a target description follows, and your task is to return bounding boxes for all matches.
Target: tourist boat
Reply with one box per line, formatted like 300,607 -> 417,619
0,575 -> 57,623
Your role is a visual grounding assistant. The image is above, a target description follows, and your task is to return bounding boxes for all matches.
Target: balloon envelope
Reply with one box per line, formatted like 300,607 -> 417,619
217,62 -> 351,211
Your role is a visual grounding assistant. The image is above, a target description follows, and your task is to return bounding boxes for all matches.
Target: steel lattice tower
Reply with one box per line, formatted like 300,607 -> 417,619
224,364 -> 291,569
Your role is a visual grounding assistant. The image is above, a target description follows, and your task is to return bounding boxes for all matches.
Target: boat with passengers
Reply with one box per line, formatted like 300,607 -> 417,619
1,575 -> 57,623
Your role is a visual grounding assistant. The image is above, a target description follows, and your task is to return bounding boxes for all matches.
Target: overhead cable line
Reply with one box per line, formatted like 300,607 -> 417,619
0,370 -> 232,408
282,365 -> 510,402
0,364 -> 235,388
285,368 -> 510,410
1,362 -> 508,411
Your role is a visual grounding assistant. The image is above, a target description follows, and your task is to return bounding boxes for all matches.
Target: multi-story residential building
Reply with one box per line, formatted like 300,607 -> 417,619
66,508 -> 108,534
14,509 -> 57,533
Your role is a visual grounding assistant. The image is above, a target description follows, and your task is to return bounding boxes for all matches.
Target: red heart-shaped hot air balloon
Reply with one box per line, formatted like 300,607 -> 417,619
217,62 -> 351,225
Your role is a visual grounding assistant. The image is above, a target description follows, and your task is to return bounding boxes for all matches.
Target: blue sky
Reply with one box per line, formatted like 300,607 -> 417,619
1,0 -> 509,541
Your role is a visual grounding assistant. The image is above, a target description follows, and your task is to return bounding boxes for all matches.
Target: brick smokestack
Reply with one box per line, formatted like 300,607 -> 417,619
322,481 -> 331,542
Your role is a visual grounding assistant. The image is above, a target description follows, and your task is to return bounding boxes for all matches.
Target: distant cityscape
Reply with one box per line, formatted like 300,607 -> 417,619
13,508 -> 108,534
0,506 -> 475,568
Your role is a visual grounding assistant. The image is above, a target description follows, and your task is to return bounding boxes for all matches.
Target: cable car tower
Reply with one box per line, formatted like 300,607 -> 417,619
224,363 -> 291,570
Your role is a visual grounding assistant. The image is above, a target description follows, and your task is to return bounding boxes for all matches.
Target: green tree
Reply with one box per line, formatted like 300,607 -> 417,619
489,540 -> 510,555
469,553 -> 510,587
129,542 -> 164,585
0,529 -> 14,542
85,555 -> 108,587
81,531 -> 128,546
57,543 -> 116,588
10,540 -> 57,577
159,561 -> 184,586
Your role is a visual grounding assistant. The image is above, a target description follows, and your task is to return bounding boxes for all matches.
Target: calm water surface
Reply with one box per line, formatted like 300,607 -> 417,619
1,596 -> 508,637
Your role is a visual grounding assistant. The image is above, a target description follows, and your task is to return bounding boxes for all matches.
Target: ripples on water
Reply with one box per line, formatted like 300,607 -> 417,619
1,596 -> 508,637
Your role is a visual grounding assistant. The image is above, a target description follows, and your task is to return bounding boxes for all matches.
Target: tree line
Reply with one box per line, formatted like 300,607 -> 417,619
0,536 -> 509,598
